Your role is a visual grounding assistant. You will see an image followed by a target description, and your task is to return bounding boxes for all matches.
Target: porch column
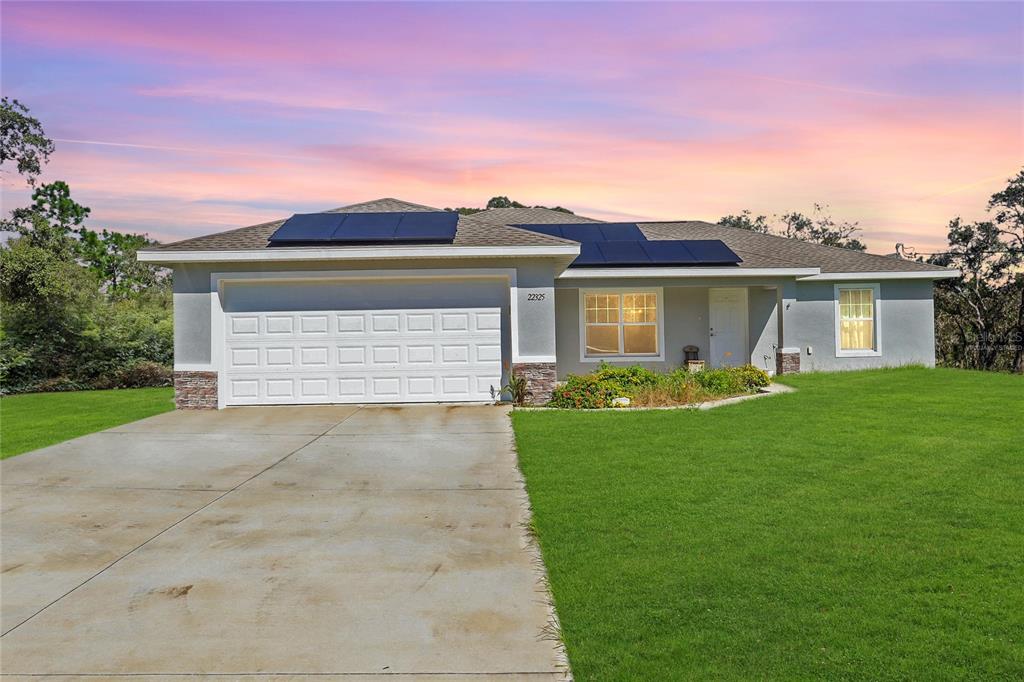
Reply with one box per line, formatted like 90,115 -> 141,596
511,263 -> 558,404
776,280 -> 801,374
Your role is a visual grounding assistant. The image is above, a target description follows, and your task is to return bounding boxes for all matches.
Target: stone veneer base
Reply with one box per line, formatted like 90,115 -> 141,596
174,371 -> 218,409
512,362 -> 557,406
776,348 -> 801,375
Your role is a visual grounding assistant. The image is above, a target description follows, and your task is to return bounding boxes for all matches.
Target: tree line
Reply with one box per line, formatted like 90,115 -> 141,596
1,98 -> 172,393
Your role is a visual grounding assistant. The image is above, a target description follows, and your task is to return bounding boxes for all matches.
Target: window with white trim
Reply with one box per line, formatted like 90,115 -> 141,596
583,291 -> 659,357
835,284 -> 880,355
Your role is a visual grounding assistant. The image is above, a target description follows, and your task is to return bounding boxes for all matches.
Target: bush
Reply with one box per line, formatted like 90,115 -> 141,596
96,360 -> 173,389
592,362 -> 659,397
547,374 -> 619,409
733,364 -> 771,389
691,367 -> 745,395
546,363 -> 771,409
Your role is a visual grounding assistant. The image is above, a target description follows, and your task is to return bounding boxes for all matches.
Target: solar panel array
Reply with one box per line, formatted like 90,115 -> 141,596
512,223 -> 742,267
269,212 -> 458,244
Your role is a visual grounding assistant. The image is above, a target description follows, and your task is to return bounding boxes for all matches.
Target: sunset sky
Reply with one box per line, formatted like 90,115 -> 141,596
2,1 -> 1021,253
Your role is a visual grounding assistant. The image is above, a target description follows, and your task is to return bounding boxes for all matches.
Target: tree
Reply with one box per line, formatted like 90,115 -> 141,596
719,204 -> 866,251
719,210 -> 771,234
486,196 -> 524,209
446,196 -> 577,215
928,169 -> 1024,373
1,180 -> 91,256
77,227 -> 166,297
0,237 -> 101,389
0,97 -> 55,187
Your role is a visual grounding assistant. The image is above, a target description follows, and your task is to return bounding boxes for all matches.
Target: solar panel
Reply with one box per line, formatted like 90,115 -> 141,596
334,213 -> 402,241
513,222 -> 646,242
394,212 -> 458,241
270,211 -> 458,244
640,240 -> 698,265
269,213 -> 347,242
573,241 -> 606,266
682,240 -> 742,264
597,240 -> 650,265
513,224 -> 564,239
568,239 -> 741,267
598,223 -> 645,241
559,224 -> 607,243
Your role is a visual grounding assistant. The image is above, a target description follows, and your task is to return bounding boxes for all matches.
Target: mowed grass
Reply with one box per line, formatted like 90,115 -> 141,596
512,368 -> 1024,680
0,387 -> 174,459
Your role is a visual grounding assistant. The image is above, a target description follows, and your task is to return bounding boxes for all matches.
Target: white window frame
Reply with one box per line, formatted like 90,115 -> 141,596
834,283 -> 882,357
578,287 -> 665,363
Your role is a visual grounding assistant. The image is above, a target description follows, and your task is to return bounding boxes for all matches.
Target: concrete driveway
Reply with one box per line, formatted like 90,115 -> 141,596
0,404 -> 566,680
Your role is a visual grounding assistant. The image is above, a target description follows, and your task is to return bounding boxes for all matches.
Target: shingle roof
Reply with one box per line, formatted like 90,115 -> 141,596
153,200 -> 954,275
469,207 -> 603,225
151,198 -> 577,251
474,206 -> 951,274
636,221 -> 949,273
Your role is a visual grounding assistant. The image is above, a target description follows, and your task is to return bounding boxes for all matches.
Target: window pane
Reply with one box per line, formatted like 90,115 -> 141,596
586,325 -> 620,355
585,293 -> 619,324
840,319 -> 874,350
623,325 -> 657,354
840,289 -> 873,321
623,293 -> 657,323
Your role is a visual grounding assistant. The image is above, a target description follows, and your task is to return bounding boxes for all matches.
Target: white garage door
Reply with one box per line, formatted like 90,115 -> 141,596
223,308 -> 502,405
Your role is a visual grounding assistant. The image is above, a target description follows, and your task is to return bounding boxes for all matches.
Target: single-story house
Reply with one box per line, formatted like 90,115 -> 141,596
138,198 -> 959,408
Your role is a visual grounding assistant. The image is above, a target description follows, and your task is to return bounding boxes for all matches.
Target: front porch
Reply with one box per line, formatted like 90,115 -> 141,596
552,281 -> 797,379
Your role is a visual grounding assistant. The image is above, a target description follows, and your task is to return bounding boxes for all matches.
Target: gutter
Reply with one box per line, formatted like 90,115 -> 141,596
138,244 -> 581,264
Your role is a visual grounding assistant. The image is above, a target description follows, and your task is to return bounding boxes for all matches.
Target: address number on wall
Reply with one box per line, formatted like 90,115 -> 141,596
527,293 -> 546,301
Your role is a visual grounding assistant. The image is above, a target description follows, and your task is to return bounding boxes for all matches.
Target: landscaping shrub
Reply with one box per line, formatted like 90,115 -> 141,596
107,360 -> 173,389
691,367 -> 745,395
733,364 -> 772,389
547,374 -> 619,409
545,363 -> 771,409
592,362 -> 659,397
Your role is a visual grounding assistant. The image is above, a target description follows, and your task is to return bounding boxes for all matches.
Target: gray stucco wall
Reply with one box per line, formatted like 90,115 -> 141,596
786,279 -> 935,371
553,278 -> 935,378
170,257 -> 561,369
748,287 -> 780,374
556,286 -> 719,377
173,258 -> 937,378
172,264 -> 213,366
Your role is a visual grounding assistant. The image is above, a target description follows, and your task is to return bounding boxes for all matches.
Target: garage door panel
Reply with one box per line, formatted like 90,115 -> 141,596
300,347 -> 329,367
337,314 -> 365,333
224,307 -> 501,405
476,311 -> 501,331
265,315 -> 294,334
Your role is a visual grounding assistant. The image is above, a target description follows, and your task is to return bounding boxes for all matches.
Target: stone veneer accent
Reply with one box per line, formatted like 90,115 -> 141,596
776,348 -> 801,375
174,371 -> 218,409
512,362 -> 557,406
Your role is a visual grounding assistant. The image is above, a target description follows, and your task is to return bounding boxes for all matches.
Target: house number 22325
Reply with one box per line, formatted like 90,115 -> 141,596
527,293 -> 546,301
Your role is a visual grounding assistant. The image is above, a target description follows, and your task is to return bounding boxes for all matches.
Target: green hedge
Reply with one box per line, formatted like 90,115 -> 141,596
547,363 -> 771,409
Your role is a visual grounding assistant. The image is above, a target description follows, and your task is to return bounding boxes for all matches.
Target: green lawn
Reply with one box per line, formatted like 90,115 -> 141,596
512,368 -> 1024,681
0,387 -> 174,459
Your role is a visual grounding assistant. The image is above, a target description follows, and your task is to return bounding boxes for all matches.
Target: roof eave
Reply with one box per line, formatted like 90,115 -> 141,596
797,269 -> 961,281
558,267 -> 821,279
137,244 -> 581,264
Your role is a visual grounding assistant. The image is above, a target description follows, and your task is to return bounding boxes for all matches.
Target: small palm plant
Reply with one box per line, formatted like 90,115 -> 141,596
502,370 -> 529,406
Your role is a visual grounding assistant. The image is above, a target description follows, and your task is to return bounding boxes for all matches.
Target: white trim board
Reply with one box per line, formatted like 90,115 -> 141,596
139,245 -> 580,263
800,270 -> 959,281
559,267 -> 820,279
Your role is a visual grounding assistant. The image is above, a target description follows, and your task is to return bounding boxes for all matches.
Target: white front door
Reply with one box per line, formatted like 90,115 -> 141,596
222,307 -> 502,405
709,288 -> 749,367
